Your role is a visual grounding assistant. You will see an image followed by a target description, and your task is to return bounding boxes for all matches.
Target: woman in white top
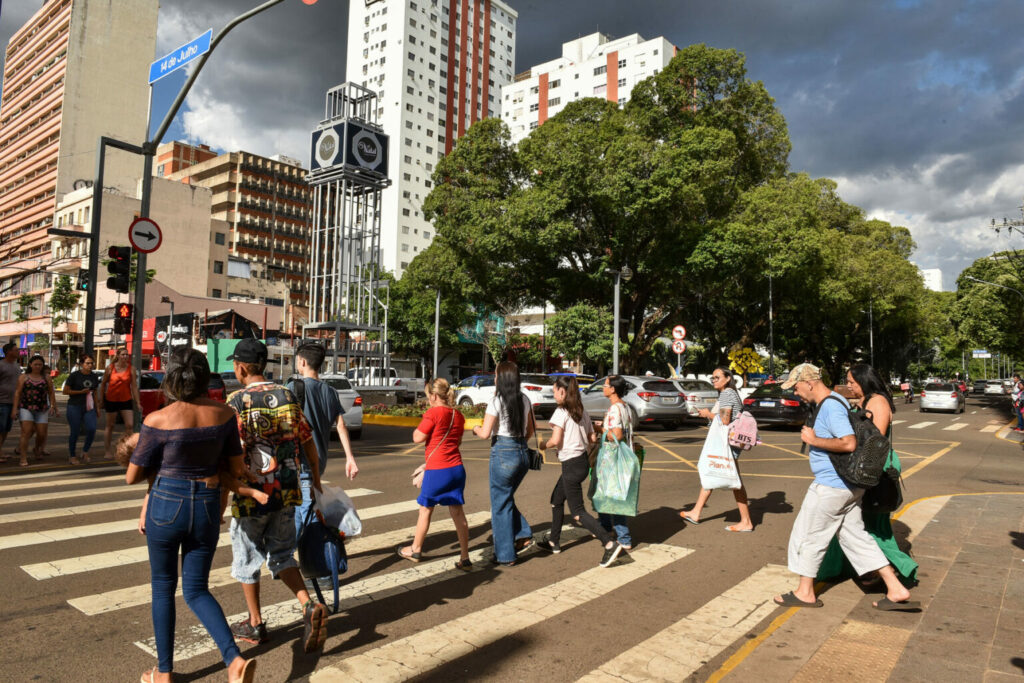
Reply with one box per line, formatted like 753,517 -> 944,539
592,375 -> 635,551
537,376 -> 624,567
471,361 -> 535,566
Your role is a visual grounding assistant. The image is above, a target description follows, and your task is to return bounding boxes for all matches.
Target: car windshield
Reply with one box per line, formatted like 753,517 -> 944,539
325,378 -> 353,390
926,383 -> 954,391
140,374 -> 162,390
641,380 -> 678,393
521,374 -> 553,385
677,380 -> 714,392
750,385 -> 800,399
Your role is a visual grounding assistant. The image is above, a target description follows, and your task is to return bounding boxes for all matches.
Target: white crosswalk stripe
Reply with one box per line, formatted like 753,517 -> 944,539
580,564 -> 793,681
309,544 -> 692,683
0,465 -> 122,481
891,420 -> 906,425
0,498 -> 141,524
0,473 -> 125,493
981,424 -> 1002,433
69,511 -> 495,614
942,422 -> 968,431
0,484 -> 142,506
908,421 -> 935,429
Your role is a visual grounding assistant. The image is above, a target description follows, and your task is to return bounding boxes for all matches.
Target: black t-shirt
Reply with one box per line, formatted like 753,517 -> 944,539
64,371 -> 101,409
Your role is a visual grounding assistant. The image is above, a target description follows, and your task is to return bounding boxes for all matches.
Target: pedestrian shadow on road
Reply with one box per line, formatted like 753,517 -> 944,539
684,490 -> 793,528
1011,531 -> 1024,551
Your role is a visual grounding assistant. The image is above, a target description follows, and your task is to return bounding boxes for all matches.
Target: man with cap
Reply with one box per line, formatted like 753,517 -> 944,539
774,363 -> 918,611
224,338 -> 330,652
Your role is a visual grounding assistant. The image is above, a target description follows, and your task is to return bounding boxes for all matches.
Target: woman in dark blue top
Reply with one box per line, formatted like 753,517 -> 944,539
126,348 -> 256,683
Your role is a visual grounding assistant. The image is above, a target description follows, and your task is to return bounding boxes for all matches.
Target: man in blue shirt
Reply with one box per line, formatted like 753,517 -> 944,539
773,363 -> 917,611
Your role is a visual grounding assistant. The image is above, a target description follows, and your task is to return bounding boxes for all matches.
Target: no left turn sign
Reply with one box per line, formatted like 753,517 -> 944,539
129,217 -> 162,253
672,325 -> 686,340
672,340 -> 686,354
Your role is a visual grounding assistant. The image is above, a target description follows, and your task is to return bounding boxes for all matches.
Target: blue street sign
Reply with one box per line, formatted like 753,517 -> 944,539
148,29 -> 213,84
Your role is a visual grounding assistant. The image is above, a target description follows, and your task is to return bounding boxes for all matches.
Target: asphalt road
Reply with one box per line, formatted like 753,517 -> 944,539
1,393 -> 1021,682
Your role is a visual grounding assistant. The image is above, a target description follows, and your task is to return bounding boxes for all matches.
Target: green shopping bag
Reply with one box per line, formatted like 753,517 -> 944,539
589,430 -> 642,517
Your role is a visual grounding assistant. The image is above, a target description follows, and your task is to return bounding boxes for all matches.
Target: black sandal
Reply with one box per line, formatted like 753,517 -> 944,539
396,546 -> 421,562
454,558 -> 473,572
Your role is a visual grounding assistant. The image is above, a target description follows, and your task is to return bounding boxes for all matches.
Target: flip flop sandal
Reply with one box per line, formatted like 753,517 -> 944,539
514,537 -> 534,553
873,596 -> 921,611
18,458 -> 29,467
396,546 -> 421,562
140,667 -> 158,683
454,558 -> 473,572
69,457 -> 81,466
773,591 -> 823,608
724,525 -> 754,533
230,658 -> 257,683
679,512 -> 701,525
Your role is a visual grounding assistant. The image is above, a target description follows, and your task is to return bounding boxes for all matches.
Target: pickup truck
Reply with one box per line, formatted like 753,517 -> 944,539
346,367 -> 426,395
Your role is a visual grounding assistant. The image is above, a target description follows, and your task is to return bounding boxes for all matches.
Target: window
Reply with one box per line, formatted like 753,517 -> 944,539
212,288 -> 222,298
405,137 -> 412,146
529,121 -> 538,129
157,164 -> 165,175
594,65 -> 606,75
593,84 -> 606,96
530,86 -> 539,94
548,97 -> 560,106
529,103 -> 538,112
402,208 -> 411,216
618,78 -> 626,87
405,120 -> 413,129
401,262 -> 409,269
402,244 -> 409,252
402,225 -> 410,234
213,261 -> 224,274
214,232 -> 226,245
618,58 -> 626,68
424,231 -> 431,239
549,79 -> 560,88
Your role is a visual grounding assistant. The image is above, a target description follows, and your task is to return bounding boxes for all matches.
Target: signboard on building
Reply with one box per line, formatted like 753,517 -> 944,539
154,313 -> 195,356
309,120 -> 389,178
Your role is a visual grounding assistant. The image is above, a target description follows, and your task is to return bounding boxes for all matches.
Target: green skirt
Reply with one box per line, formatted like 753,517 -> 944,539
816,450 -> 918,586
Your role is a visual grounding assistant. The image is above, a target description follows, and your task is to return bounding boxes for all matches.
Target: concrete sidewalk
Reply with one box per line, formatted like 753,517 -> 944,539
719,492 -> 1024,682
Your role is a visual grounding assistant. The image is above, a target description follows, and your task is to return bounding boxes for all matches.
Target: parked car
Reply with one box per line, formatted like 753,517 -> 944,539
920,382 -> 965,413
984,380 -> 1006,396
581,375 -> 687,429
742,384 -> 811,427
672,379 -> 718,422
548,372 -> 596,390
453,373 -> 496,406
519,373 -> 557,418
972,379 -> 987,394
206,374 -> 226,402
139,371 -> 166,417
219,370 -> 243,395
314,374 -> 363,440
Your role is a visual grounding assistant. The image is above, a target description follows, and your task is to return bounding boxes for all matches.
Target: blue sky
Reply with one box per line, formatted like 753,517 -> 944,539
4,0 -> 1024,290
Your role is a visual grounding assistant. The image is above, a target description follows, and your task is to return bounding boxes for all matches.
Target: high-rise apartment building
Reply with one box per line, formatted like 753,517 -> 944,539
0,0 -> 158,340
162,144 -> 314,307
346,0 -> 518,276
501,32 -> 675,143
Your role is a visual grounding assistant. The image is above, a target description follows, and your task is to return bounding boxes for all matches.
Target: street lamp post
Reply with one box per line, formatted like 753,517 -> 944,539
433,289 -> 440,380
160,296 -> 174,369
608,265 -> 633,375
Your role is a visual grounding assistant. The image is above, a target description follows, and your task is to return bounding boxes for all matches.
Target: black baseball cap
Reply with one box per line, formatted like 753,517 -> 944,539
227,338 -> 267,364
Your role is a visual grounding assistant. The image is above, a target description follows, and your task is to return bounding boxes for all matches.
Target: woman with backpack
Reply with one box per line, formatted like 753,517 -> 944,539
396,378 -> 472,571
679,366 -> 755,532
536,376 -> 625,568
471,361 -> 535,566
817,364 -> 918,586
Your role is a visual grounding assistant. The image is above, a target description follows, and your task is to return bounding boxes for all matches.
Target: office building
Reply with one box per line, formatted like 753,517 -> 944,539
162,144 -> 313,307
501,32 -> 675,143
0,0 -> 158,341
346,0 -> 518,276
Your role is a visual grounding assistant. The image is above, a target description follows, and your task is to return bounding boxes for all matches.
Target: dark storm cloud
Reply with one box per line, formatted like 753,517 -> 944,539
4,0 -> 1024,282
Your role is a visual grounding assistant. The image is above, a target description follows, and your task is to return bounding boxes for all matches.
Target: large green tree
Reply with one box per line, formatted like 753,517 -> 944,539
544,303 -> 615,373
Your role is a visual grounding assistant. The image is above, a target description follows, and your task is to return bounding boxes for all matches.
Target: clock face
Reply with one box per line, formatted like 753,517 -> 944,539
315,128 -> 340,168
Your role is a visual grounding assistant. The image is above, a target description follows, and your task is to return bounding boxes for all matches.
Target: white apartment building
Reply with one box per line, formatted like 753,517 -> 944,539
501,32 -> 675,143
346,0 -> 518,277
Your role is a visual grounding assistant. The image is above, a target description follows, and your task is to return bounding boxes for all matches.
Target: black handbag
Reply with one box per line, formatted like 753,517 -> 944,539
527,409 -> 543,470
297,500 -> 348,614
862,466 -> 903,513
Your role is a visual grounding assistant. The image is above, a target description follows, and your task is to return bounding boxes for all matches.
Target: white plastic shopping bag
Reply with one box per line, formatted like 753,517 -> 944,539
314,486 -> 363,537
697,417 -> 742,490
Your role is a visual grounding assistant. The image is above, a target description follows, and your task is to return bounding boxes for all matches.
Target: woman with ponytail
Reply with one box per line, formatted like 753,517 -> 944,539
397,378 -> 471,570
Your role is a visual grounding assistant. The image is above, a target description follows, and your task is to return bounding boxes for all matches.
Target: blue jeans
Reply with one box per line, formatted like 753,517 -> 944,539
147,476 -> 240,673
65,403 -> 96,459
1016,405 -> 1023,430
599,513 -> 632,548
489,436 -> 532,563
295,472 -> 314,540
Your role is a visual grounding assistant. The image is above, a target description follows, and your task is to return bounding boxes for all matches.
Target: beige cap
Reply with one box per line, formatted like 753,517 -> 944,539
781,363 -> 822,389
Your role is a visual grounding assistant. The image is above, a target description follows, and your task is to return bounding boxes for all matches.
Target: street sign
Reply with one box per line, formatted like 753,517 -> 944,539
672,325 -> 686,340
973,350 -> 992,359
99,328 -> 113,335
128,217 -> 162,253
672,340 -> 686,354
149,29 -> 213,84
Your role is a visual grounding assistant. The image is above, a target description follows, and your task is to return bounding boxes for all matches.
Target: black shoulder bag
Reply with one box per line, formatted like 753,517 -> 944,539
861,421 -> 904,513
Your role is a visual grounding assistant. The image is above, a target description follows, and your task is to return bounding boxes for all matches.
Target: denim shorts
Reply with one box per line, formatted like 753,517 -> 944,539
18,408 -> 48,424
229,507 -> 298,583
0,403 -> 12,433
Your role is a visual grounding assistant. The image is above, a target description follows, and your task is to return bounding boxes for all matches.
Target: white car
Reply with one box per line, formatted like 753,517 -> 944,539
454,374 -> 496,406
984,380 -> 1006,396
317,374 -> 364,440
519,373 -> 557,418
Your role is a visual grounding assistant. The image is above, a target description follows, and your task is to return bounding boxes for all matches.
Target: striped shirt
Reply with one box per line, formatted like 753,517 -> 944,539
717,388 -> 743,424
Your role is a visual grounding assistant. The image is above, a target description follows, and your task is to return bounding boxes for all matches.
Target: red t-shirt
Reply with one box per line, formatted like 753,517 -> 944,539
417,406 -> 465,470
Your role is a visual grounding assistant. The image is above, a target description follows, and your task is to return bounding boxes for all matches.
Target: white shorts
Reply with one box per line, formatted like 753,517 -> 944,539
18,409 -> 48,424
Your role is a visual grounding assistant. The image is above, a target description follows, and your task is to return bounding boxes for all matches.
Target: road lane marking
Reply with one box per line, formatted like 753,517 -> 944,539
307,544 -> 692,683
0,484 -> 144,506
580,564 -> 793,682
0,466 -> 123,481
901,442 -> 960,480
891,420 -> 906,425
0,489 -> 383,552
70,510 -> 495,613
759,442 -> 809,459
0,498 -> 142,524
137,526 -> 617,661
907,421 -> 935,430
942,423 -> 968,431
638,435 -> 698,470
0,473 -> 126,493
981,424 -> 1001,433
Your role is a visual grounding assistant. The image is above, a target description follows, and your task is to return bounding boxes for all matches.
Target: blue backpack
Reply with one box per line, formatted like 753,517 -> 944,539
297,501 -> 348,613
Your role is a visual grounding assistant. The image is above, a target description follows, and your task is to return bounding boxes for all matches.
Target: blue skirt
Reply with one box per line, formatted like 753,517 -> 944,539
417,464 -> 467,507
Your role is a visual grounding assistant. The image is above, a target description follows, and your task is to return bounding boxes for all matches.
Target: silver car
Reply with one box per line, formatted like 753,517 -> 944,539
317,374 -> 364,439
581,376 -> 687,430
984,380 -> 1007,396
673,379 -> 719,422
919,382 -> 965,414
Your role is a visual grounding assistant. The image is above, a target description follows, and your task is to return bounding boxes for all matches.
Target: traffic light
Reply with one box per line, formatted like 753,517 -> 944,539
106,246 -> 131,293
76,268 -> 89,292
114,302 -> 134,335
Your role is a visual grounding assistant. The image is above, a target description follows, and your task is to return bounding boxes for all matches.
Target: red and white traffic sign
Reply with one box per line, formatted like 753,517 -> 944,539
672,340 -> 686,354
128,217 -> 162,253
672,325 -> 686,340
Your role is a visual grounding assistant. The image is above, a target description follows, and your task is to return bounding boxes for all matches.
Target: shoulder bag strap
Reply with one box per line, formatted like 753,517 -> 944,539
425,408 -> 456,462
